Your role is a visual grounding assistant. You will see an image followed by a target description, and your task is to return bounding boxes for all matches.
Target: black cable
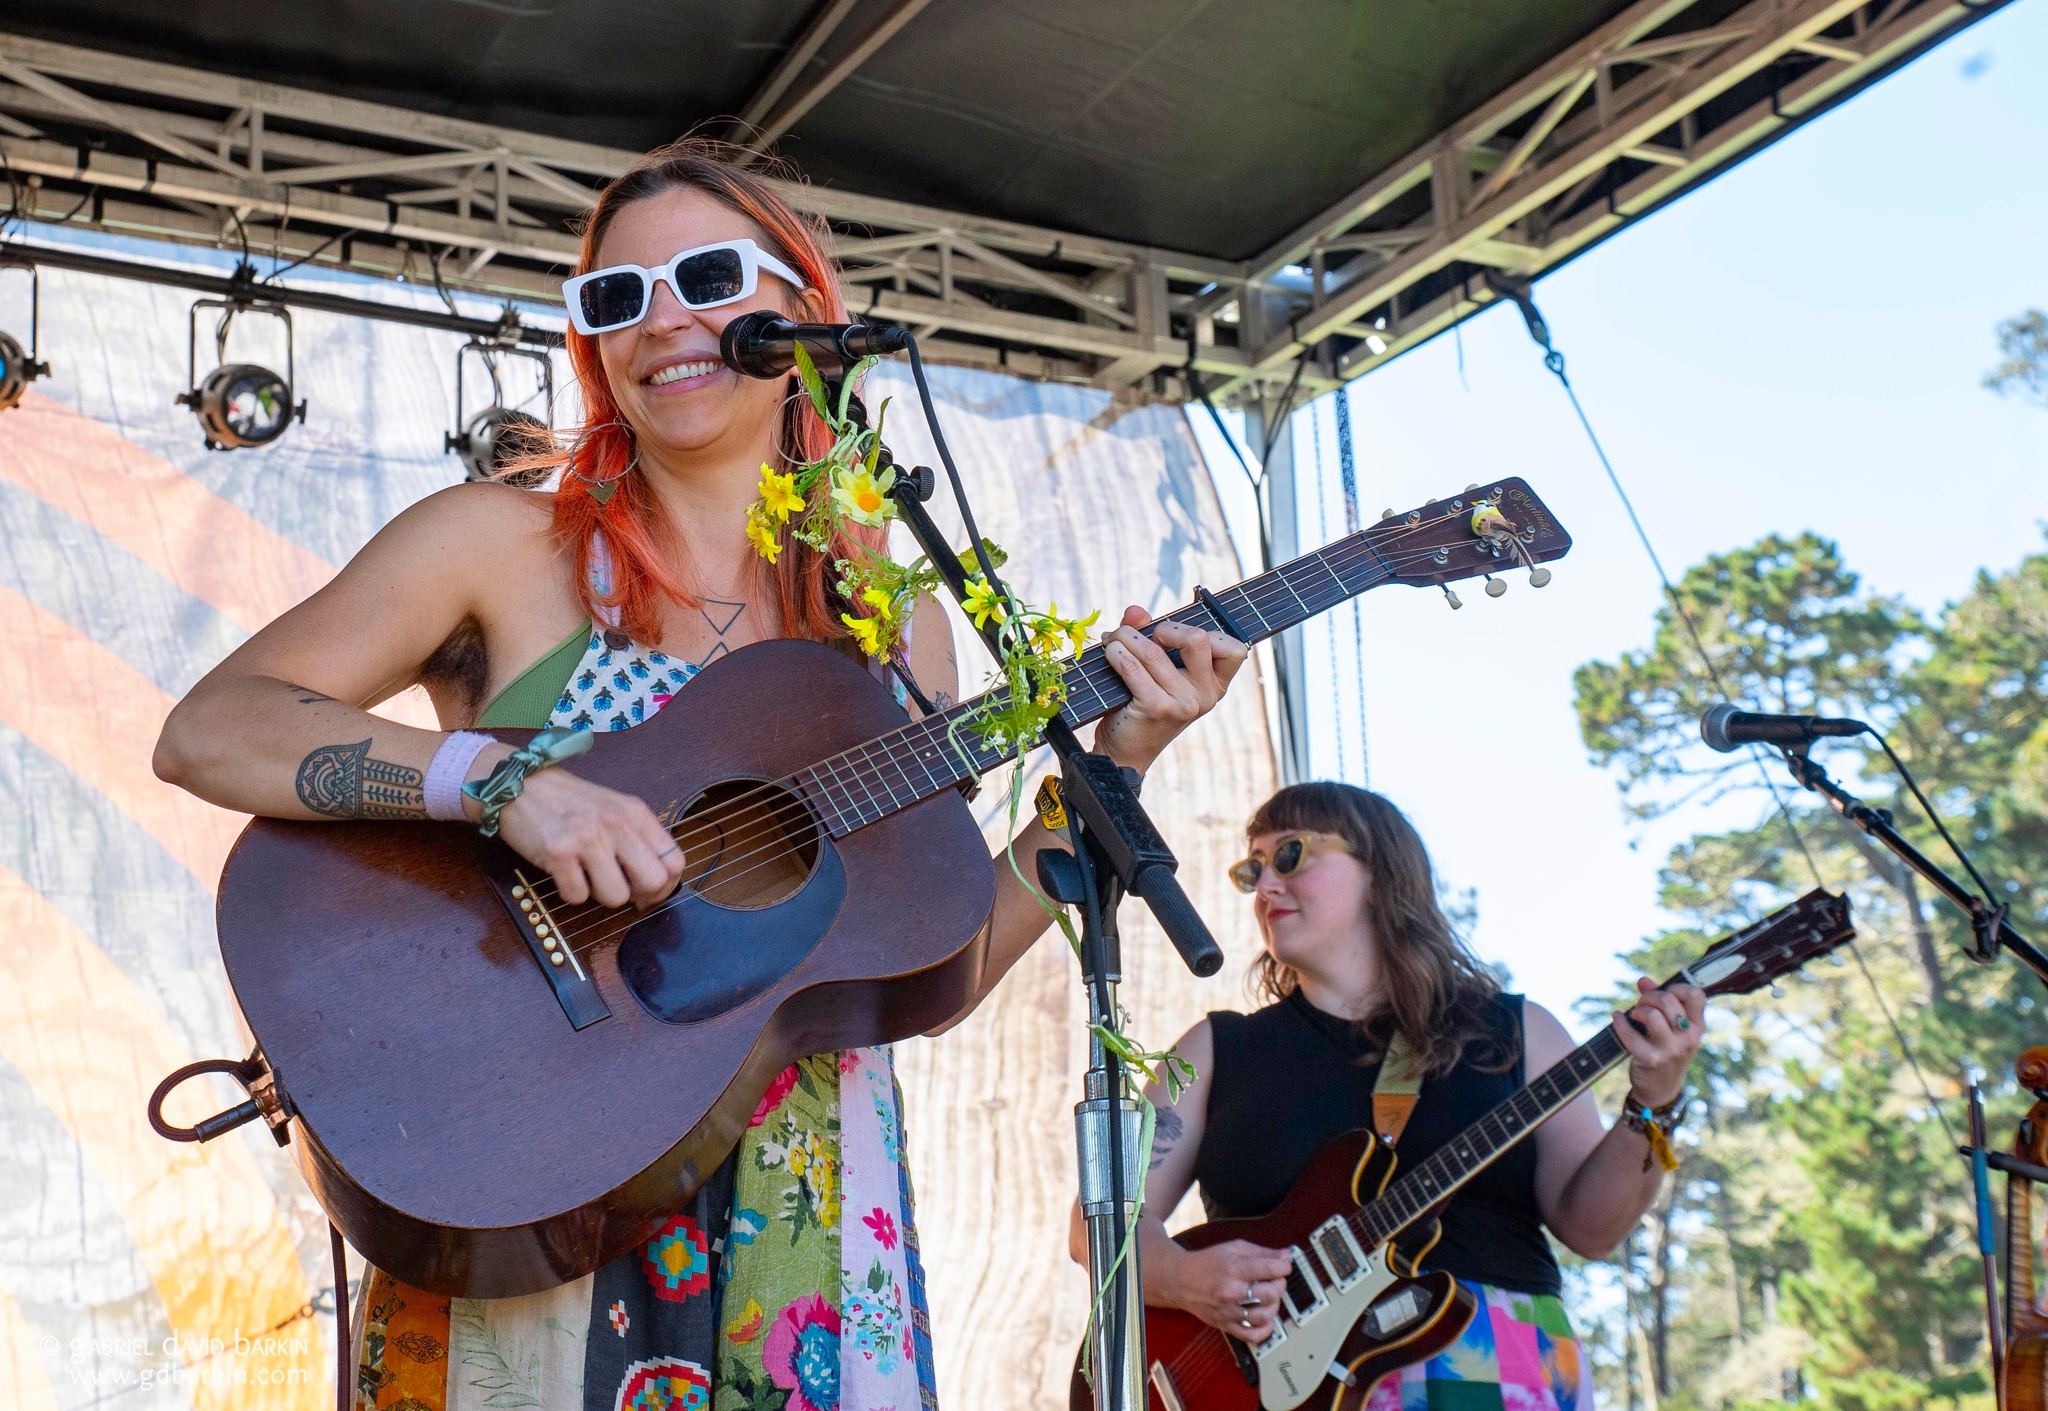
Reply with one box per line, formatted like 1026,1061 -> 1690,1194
1505,281 -> 1960,1146
904,335 -> 1007,598
265,229 -> 346,283
1870,732 -> 2003,907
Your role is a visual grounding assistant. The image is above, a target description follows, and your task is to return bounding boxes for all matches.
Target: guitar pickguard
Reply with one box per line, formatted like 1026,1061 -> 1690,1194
618,839 -> 848,1024
1254,1244 -> 1401,1411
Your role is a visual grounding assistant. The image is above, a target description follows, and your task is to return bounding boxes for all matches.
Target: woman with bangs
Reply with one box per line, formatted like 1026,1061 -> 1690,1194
155,138 -> 1248,1411
1076,783 -> 1705,1410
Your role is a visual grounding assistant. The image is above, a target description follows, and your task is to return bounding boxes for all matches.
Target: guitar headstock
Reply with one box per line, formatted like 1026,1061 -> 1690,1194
1670,889 -> 1856,999
1366,477 -> 1572,594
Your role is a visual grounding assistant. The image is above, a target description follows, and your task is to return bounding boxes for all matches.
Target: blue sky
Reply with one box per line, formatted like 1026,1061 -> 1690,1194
1193,0 -> 2048,1029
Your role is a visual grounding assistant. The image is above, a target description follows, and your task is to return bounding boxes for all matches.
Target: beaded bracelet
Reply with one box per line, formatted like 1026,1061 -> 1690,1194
461,727 -> 594,838
1621,1090 -> 1686,1173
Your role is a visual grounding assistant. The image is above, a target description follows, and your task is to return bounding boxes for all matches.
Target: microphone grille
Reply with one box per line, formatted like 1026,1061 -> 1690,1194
1700,702 -> 1742,753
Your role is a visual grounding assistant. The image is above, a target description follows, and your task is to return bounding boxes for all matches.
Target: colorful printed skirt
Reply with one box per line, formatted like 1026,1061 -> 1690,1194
349,1048 -> 936,1411
1361,1282 -> 1593,1411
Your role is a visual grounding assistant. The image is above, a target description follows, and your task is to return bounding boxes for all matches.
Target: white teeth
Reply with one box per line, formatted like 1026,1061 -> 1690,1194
646,360 -> 720,387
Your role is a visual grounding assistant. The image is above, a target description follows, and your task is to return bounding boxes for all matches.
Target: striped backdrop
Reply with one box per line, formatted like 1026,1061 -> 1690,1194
0,229 -> 1277,1411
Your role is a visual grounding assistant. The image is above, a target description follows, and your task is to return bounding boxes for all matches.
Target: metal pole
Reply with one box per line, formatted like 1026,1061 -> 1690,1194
1071,820 -> 1148,1411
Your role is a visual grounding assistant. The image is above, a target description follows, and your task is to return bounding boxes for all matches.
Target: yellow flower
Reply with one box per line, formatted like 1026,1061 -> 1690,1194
785,1140 -> 808,1179
860,586 -> 898,621
745,511 -> 783,565
1062,608 -> 1101,654
756,463 -> 805,521
841,611 -> 886,657
962,576 -> 1007,629
830,465 -> 896,527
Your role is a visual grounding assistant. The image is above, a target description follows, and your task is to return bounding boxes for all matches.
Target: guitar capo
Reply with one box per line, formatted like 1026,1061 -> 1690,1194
1195,585 -> 1250,644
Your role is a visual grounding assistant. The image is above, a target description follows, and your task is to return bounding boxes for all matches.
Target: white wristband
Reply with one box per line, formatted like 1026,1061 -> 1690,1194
425,731 -> 495,821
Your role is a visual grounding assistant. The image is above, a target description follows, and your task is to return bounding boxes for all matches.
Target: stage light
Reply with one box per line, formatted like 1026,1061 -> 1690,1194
0,265 -> 53,412
448,405 -> 551,482
177,291 -> 305,451
445,335 -> 555,485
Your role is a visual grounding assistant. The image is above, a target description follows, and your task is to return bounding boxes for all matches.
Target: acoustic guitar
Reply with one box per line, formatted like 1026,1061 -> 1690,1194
209,480 -> 1571,1298
1075,887 -> 1856,1411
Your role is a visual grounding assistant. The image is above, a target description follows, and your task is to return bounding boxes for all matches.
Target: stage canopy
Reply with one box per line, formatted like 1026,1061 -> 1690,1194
0,0 -> 2007,398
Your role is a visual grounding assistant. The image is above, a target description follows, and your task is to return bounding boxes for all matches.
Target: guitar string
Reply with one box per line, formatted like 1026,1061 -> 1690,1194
538,517 -> 1518,951
533,515 -> 1533,952
548,573 -> 1531,960
519,506 -> 1483,925
512,506 -> 1508,930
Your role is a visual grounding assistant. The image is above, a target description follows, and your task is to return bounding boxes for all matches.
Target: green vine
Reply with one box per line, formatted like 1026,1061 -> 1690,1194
744,342 -> 1098,753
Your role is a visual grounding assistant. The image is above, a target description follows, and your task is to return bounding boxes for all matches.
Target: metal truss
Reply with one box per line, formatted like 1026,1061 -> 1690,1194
0,0 -> 2002,403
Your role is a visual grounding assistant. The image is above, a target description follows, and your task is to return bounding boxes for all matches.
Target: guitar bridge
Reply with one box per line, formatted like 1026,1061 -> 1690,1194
492,864 -> 612,1030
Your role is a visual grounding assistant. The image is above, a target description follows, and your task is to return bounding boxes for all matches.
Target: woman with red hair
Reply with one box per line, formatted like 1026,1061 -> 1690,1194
156,139 -> 1247,1411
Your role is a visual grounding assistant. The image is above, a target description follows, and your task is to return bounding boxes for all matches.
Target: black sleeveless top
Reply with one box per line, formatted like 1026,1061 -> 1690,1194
1193,989 -> 1562,1296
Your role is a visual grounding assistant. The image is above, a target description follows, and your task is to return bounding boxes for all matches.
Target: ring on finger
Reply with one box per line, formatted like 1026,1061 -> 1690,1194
1239,1292 -> 1262,1309
1239,1316 -> 1252,1329
659,843 -> 681,858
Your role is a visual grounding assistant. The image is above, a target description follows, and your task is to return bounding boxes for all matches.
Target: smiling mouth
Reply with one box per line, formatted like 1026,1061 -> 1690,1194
644,359 -> 722,387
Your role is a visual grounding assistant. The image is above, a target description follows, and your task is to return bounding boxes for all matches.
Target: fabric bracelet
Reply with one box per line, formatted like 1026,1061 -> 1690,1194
463,727 -> 594,837
424,731 -> 495,821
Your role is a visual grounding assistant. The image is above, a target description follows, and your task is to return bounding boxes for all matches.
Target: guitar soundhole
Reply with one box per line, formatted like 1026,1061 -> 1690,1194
675,779 -> 820,910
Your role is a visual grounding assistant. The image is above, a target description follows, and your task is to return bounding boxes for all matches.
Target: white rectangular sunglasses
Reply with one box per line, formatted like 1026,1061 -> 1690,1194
562,237 -> 807,336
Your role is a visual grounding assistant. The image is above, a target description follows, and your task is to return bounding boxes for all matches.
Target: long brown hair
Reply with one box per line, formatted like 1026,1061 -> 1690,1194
533,136 -> 884,645
1246,782 -> 1511,1077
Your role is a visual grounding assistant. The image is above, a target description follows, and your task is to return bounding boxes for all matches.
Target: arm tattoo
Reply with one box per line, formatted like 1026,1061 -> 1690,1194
295,739 -> 426,819
287,683 -> 336,705
1149,1107 -> 1184,1170
932,691 -> 954,711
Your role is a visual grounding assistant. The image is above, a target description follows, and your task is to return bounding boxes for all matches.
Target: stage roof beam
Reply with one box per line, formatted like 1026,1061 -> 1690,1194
0,0 -> 2005,400
740,0 -> 939,159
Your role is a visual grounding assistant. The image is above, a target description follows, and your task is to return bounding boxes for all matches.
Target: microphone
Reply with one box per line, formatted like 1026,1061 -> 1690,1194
1700,703 -> 1870,753
720,311 -> 912,378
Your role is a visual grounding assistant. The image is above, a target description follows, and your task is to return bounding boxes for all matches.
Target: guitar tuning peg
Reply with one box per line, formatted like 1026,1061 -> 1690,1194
1528,566 -> 1552,588
1381,508 -> 1397,521
1830,951 -> 1848,967
1484,575 -> 1506,598
1769,982 -> 1786,999
1441,586 -> 1463,610
1464,484 -> 1479,493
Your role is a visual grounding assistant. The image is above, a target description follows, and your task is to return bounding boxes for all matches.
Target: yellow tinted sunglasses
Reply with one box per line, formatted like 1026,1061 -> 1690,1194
1228,831 -> 1354,893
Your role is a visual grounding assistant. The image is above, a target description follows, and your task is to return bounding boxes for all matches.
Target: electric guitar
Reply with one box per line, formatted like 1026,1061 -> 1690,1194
1076,887 -> 1856,1411
207,480 -> 1570,1298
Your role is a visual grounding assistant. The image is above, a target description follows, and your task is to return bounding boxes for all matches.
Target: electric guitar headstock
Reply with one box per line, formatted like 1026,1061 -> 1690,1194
1667,888 -> 1856,998
1367,477 -> 1573,602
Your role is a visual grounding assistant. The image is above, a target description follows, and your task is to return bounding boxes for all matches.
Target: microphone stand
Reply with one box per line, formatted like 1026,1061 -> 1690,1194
1775,745 -> 2048,990
831,379 -> 1222,1411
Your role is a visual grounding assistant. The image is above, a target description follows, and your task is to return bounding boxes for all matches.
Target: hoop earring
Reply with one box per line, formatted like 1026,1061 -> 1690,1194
567,419 -> 639,505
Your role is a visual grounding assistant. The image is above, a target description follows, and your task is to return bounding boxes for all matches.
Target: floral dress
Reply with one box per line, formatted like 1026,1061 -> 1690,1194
350,553 -> 939,1411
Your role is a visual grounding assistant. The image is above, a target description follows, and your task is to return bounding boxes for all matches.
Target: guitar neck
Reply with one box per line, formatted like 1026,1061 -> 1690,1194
1347,1026 -> 1630,1249
793,527 -> 1389,836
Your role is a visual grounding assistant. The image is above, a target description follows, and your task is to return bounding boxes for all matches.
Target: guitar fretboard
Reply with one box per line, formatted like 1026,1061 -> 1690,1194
1352,1027 -> 1627,1249
790,522 -> 1406,837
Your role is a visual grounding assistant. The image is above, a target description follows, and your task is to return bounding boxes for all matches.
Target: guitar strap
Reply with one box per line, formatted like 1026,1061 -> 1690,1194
1371,1028 -> 1423,1145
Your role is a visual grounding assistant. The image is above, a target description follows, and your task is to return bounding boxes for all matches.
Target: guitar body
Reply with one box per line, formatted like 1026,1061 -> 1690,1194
214,639 -> 993,1298
1070,1131 -> 1475,1411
